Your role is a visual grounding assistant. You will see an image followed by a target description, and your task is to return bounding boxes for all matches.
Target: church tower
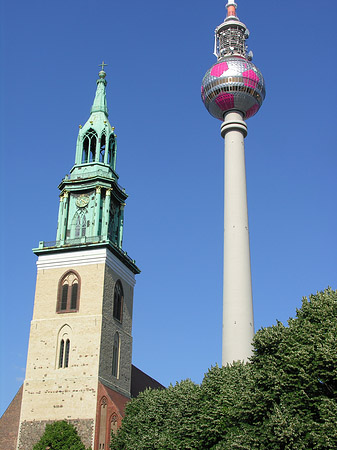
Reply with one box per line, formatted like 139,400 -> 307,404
17,65 -> 140,450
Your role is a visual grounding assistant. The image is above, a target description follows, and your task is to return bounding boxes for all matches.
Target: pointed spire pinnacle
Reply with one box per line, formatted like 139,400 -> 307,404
90,62 -> 108,116
226,0 -> 237,18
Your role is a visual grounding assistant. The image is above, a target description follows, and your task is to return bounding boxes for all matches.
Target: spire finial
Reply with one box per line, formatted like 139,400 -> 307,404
90,63 -> 108,115
98,61 -> 107,79
99,61 -> 107,71
226,0 -> 237,17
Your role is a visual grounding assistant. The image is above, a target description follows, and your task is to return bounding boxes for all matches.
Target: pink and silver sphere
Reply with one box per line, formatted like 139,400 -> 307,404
201,57 -> 266,120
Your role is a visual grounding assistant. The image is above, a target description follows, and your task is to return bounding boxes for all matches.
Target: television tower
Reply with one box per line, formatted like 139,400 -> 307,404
201,0 -> 266,364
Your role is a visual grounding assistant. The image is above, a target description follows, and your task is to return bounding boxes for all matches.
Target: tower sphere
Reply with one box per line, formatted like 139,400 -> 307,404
201,56 -> 266,120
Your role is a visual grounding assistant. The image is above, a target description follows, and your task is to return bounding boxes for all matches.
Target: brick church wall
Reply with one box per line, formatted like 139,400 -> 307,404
0,385 -> 23,450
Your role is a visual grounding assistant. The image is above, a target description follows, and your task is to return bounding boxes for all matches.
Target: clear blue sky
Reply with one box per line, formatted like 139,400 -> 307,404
1,0 -> 337,416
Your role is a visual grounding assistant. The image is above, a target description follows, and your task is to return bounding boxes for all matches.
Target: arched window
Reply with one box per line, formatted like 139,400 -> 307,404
75,214 -> 81,237
98,397 -> 108,450
58,339 -> 65,368
108,135 -> 116,166
82,136 -> 89,163
57,271 -> 80,313
99,133 -> 106,163
82,129 -> 97,164
81,214 -> 86,237
57,325 -> 72,369
73,211 -> 87,239
110,413 -> 118,436
113,280 -> 123,322
112,332 -> 120,378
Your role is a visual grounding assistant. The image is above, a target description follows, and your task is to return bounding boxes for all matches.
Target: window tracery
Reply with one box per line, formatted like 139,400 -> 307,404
57,325 -> 72,368
110,413 -> 118,435
57,271 -> 80,312
73,211 -> 87,238
81,129 -> 97,163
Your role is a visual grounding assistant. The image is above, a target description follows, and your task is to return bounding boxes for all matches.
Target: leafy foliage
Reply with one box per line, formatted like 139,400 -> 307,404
33,420 -> 87,450
111,379 -> 201,450
111,288 -> 337,450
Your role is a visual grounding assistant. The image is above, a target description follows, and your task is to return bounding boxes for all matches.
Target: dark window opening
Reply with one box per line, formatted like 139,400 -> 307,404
90,134 -> 97,162
100,134 -> 106,162
64,339 -> 70,368
82,137 -> 89,163
57,271 -> 80,313
113,281 -> 123,322
61,284 -> 68,310
108,135 -> 115,166
59,339 -> 65,368
82,129 -> 97,164
70,283 -> 78,309
112,333 -> 119,377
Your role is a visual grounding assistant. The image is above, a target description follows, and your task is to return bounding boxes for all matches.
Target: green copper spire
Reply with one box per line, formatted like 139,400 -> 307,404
74,64 -> 117,171
91,62 -> 108,115
34,64 -> 139,275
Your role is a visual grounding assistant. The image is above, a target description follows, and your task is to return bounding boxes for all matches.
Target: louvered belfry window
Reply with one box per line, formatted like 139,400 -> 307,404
57,271 -> 80,313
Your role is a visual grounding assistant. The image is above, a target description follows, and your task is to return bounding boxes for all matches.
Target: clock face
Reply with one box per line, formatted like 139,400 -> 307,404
76,194 -> 90,208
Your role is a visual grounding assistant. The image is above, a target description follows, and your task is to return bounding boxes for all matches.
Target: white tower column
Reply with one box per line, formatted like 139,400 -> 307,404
221,110 -> 254,365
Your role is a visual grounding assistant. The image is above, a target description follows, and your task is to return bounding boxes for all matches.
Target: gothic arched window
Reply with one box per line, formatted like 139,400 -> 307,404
75,214 -> 81,237
110,413 -> 118,436
108,135 -> 116,166
81,214 -> 86,237
82,129 -> 97,164
82,136 -> 89,163
74,211 -> 87,238
112,332 -> 120,378
98,397 -> 108,450
57,271 -> 81,313
57,325 -> 71,368
99,133 -> 106,163
113,280 -> 123,322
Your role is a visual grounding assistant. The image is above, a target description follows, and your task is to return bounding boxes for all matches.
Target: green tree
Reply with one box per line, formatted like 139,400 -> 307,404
33,420 -> 87,450
111,288 -> 337,450
111,379 -> 201,450
248,288 -> 337,449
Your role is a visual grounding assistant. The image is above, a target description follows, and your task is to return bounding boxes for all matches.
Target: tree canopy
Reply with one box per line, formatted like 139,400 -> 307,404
33,420 -> 87,450
111,288 -> 337,450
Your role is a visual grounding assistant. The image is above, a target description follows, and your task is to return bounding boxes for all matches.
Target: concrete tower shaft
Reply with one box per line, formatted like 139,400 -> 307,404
221,111 -> 254,364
